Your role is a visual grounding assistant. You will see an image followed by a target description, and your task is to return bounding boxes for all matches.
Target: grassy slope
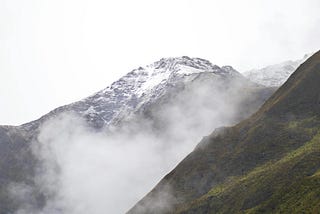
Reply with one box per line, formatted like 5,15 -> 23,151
128,51 -> 320,214
176,51 -> 320,213
178,122 -> 320,213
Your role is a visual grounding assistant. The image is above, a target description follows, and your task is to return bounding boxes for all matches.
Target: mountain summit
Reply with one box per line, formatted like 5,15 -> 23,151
22,56 -> 242,131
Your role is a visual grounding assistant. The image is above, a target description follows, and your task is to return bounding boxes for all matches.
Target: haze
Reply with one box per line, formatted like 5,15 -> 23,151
1,0 -> 319,125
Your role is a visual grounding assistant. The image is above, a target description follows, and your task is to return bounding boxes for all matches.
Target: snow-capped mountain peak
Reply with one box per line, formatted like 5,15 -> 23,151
243,53 -> 313,87
68,57 -> 244,127
97,56 -> 238,99
151,56 -> 220,73
22,57 -> 242,130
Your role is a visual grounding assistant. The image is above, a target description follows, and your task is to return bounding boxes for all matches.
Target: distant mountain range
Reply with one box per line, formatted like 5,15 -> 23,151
243,53 -> 312,87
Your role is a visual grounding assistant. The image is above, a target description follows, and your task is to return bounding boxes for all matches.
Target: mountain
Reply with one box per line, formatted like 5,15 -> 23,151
0,57 -> 275,213
21,56 -> 253,131
128,51 -> 320,213
243,54 -> 312,87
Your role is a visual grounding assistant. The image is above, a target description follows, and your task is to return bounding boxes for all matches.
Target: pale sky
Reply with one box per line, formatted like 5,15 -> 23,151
1,0 -> 319,125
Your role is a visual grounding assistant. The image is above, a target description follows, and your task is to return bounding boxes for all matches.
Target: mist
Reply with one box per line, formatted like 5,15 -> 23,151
1,0 -> 320,125
9,75 -> 273,213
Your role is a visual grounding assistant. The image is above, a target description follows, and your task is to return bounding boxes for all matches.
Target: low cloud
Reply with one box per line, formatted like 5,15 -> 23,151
9,75 -> 271,214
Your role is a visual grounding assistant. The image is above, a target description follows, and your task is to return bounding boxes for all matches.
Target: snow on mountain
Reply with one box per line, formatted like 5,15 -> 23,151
22,56 -> 241,130
243,54 -> 312,87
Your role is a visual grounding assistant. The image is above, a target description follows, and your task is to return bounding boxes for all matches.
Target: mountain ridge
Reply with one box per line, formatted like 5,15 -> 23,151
128,51 -> 320,213
243,53 -> 313,87
20,56 -> 242,131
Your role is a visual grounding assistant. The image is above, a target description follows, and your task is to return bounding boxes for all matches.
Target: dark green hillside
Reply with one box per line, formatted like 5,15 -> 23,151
178,129 -> 320,213
128,51 -> 320,214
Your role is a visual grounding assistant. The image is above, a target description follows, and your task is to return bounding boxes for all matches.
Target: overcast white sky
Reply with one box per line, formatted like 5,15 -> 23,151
1,0 -> 319,125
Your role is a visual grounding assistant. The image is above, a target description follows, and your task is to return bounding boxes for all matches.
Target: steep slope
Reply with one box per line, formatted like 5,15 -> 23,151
243,53 -> 312,87
128,51 -> 320,214
0,57 -> 275,213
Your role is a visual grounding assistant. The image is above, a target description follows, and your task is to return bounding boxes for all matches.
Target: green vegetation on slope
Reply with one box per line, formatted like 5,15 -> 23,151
128,51 -> 320,214
177,126 -> 320,213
